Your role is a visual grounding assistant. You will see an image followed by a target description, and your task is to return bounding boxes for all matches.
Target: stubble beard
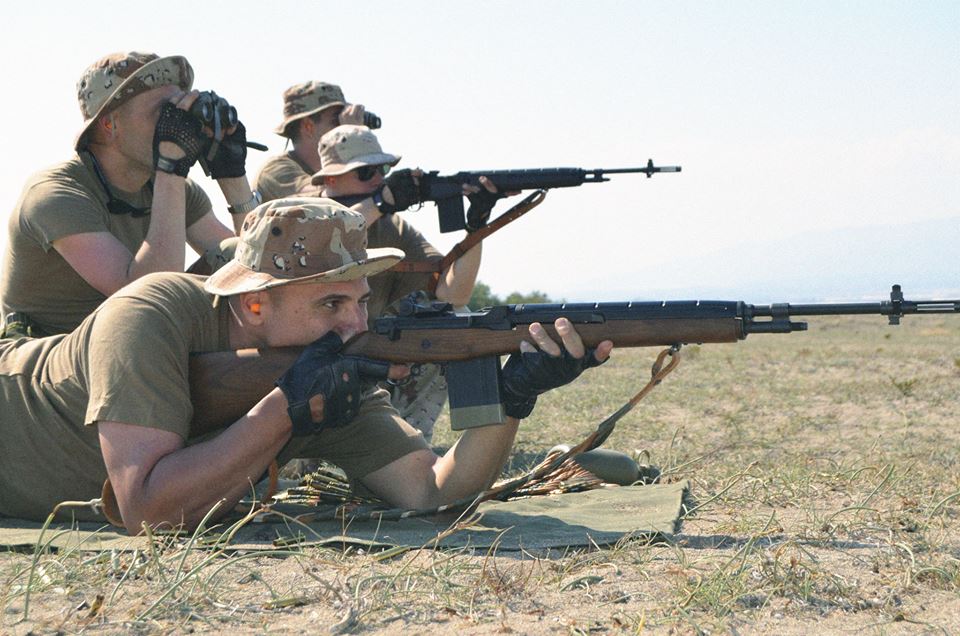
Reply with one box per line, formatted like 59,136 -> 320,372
116,126 -> 158,181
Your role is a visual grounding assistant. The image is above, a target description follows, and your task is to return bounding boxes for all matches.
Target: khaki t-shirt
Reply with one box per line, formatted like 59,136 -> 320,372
0,273 -> 426,522
0,153 -> 212,335
252,153 -> 315,203
366,214 -> 442,326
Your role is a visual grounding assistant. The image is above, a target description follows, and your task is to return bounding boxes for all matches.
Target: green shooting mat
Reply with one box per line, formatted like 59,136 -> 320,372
0,481 -> 689,554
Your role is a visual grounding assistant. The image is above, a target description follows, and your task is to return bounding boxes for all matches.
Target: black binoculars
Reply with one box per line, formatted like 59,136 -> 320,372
363,111 -> 382,130
189,91 -> 238,131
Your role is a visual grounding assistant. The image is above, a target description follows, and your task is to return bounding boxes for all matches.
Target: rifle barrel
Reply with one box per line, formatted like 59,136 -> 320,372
594,166 -> 682,174
748,300 -> 960,317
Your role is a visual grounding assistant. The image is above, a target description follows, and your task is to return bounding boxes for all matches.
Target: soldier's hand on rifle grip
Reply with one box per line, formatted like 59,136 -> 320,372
500,318 -> 612,420
276,332 -> 394,436
464,176 -> 518,232
379,168 -> 424,214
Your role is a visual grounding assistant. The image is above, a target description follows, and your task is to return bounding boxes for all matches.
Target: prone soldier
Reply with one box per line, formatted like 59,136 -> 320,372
0,199 -> 609,533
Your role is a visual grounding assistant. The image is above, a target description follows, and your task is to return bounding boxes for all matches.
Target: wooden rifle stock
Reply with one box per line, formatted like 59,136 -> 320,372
188,315 -> 742,435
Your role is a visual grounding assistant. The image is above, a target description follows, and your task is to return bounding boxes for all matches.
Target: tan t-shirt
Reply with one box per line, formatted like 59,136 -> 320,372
365,214 -> 443,326
0,153 -> 212,335
0,273 -> 426,522
252,152 -> 316,203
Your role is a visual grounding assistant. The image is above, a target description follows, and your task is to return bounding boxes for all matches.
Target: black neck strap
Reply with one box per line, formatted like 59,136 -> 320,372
86,151 -> 153,218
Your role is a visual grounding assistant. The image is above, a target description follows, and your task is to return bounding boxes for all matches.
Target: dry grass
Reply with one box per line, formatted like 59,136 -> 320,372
2,315 -> 959,634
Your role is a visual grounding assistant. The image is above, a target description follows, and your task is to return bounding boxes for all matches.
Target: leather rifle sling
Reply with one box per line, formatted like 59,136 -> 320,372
388,189 -> 547,294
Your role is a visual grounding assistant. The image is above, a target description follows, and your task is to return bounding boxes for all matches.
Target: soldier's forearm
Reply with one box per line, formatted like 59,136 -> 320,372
427,417 -> 519,507
114,390 -> 293,533
219,177 -> 256,233
127,172 -> 188,280
435,242 -> 482,307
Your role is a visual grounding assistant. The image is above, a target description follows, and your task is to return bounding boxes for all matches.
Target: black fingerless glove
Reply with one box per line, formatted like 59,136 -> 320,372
378,169 -> 422,214
465,188 -> 505,232
207,121 -> 248,179
500,346 -> 605,420
276,332 -> 390,436
153,103 -> 207,177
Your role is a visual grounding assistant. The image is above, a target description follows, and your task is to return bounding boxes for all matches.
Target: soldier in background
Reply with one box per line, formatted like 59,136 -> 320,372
255,85 -> 507,447
252,81 -> 367,203
313,125 -> 506,443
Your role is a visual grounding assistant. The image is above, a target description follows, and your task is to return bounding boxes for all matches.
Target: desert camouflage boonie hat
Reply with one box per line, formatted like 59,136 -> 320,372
203,197 -> 404,297
74,51 -> 194,150
274,81 -> 347,137
311,125 -> 401,183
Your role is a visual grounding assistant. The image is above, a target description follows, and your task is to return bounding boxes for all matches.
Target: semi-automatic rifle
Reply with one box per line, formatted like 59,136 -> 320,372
419,159 -> 681,232
188,285 -> 959,434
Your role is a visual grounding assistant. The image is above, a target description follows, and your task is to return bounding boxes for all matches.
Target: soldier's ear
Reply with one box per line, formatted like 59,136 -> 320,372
93,114 -> 117,142
294,116 -> 316,142
240,291 -> 268,325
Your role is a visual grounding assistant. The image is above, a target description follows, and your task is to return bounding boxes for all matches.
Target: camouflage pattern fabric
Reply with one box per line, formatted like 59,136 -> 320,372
203,236 -> 239,273
0,313 -> 48,340
186,237 -> 241,276
273,81 -> 347,136
386,363 -> 447,444
74,52 -> 193,150
311,125 -> 401,181
203,198 -> 404,297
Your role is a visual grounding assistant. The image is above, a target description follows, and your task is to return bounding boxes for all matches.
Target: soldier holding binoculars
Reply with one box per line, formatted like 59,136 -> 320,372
0,51 -> 256,337
252,81 -> 374,203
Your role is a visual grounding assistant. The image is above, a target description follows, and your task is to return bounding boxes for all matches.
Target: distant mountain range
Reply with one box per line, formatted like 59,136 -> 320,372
570,216 -> 960,303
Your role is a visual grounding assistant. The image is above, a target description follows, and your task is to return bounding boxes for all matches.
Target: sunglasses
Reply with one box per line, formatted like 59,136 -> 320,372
89,152 -> 152,218
355,164 -> 391,182
105,191 -> 152,218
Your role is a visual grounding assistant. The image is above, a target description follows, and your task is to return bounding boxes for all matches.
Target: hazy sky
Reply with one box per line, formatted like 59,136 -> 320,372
3,1 -> 957,300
